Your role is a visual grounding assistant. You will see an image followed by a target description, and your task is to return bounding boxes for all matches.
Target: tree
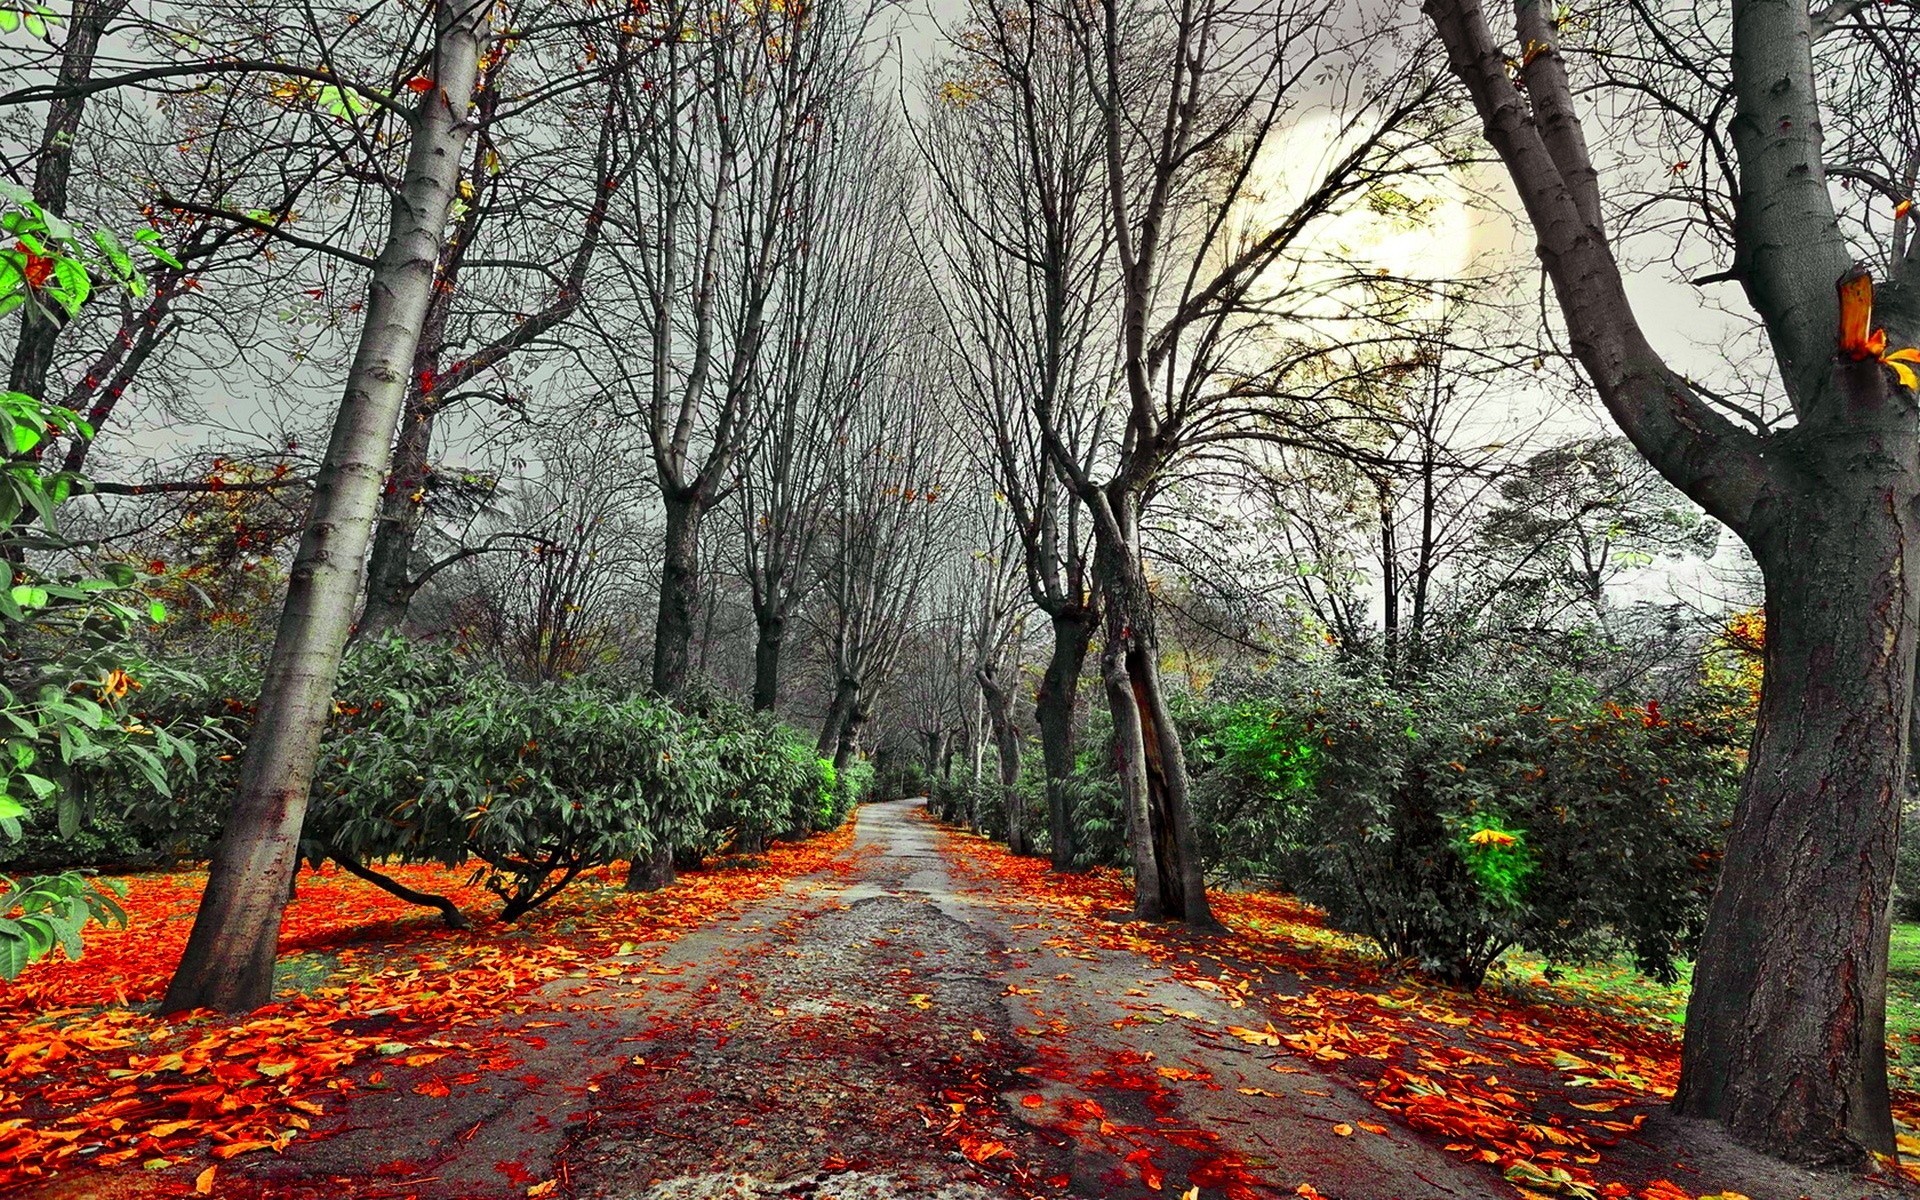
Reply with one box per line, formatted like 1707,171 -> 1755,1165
1045,0 -> 1449,922
163,0 -> 493,1012
356,42 -> 634,641
732,93 -> 899,712
920,0 -> 1112,870
1425,0 -> 1920,1163
600,0 -> 874,699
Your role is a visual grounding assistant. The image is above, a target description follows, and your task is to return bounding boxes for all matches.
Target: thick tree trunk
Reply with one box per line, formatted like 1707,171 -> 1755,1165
651,491 -> 703,698
1674,408 -> 1920,1162
1090,499 -> 1211,925
834,701 -> 868,773
358,399 -> 437,640
1100,617 -> 1161,919
751,610 -> 784,711
624,844 -> 676,893
1130,639 -> 1214,926
1036,607 -> 1094,870
162,0 -> 489,1013
817,676 -> 857,757
979,667 -> 1026,855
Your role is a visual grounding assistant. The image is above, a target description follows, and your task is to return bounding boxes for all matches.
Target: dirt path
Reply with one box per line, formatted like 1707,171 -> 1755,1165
120,798 -> 1492,1200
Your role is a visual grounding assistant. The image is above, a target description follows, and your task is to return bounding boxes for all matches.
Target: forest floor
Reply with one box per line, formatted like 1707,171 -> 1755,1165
3,799 -> 1916,1200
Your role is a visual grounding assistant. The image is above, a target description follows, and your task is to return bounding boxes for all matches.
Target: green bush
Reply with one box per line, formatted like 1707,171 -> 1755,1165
1212,661 -> 1739,988
304,639 -> 721,920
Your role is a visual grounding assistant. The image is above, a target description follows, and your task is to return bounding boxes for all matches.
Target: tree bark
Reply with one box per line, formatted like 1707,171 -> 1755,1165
1035,607 -> 1093,869
8,0 -> 127,407
817,676 -> 857,757
358,400 -> 437,640
651,490 -> 703,698
751,610 -> 784,711
1673,393 -> 1918,1161
979,665 -> 1026,855
623,844 -> 676,893
162,0 -> 490,1013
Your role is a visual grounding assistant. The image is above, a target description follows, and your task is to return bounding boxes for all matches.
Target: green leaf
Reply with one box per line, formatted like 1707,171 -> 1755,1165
0,10 -> 18,34
0,795 -> 24,821
8,585 -> 46,609
147,599 -> 167,623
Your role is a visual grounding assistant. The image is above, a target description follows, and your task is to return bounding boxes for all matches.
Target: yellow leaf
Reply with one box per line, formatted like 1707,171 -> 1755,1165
1882,346 -> 1920,390
527,1183 -> 558,1198
194,1166 -> 217,1194
1332,1122 -> 1354,1137
1225,1024 -> 1282,1047
908,994 -> 932,1010
970,1028 -> 986,1043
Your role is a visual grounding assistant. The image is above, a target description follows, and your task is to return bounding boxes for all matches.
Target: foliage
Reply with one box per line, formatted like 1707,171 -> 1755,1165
1201,660 -> 1740,988
305,638 -> 722,920
0,193 -> 187,978
685,698 -> 829,852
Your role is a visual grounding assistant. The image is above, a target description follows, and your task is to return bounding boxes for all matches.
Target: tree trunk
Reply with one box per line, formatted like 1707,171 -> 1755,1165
357,399 -> 437,640
1130,638 -> 1214,927
979,667 -> 1026,855
651,491 -> 703,698
1089,497 -> 1211,925
624,844 -> 676,893
834,701 -> 867,772
1674,415 -> 1920,1162
817,676 -> 857,757
1100,616 -> 1161,919
751,610 -> 784,711
7,0 -> 127,407
162,0 -> 490,1013
1036,607 -> 1093,869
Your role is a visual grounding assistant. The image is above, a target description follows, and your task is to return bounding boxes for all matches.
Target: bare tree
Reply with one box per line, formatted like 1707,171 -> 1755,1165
733,92 -> 902,712
164,0 -> 494,1012
598,0 -> 875,699
1426,0 -> 1920,1162
1042,0 -> 1452,923
920,0 -> 1113,869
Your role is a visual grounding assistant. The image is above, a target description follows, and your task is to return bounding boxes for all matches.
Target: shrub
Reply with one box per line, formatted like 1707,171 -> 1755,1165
1217,661 -> 1739,988
305,638 -> 720,921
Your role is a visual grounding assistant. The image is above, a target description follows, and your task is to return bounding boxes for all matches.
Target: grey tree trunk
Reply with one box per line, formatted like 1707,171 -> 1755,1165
1036,607 -> 1094,869
751,610 -> 784,711
1090,496 -> 1212,925
163,0 -> 491,1013
651,491 -> 703,697
8,0 -> 127,407
817,677 -> 857,757
979,666 -> 1026,854
1672,401 -> 1919,1160
357,400 -> 437,640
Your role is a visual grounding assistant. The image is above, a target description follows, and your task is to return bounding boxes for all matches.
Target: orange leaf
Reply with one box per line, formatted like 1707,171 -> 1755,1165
1332,1122 -> 1354,1137
210,1140 -> 273,1160
194,1166 -> 216,1194
1839,266 -> 1877,357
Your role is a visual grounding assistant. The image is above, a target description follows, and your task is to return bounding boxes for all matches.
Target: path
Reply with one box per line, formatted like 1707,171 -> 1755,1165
35,799 -> 1894,1200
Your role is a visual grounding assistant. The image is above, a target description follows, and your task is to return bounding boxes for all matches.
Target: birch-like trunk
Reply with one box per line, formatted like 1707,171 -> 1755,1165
162,0 -> 490,1013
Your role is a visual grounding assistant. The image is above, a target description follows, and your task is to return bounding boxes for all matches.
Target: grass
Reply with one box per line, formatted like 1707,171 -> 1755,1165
1489,922 -> 1920,1083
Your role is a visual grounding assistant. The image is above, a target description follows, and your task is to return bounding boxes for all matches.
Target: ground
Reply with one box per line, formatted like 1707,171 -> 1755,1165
3,799 -> 1916,1200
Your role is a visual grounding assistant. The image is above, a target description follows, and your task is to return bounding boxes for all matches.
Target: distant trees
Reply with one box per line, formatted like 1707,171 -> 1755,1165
925,0 -> 1458,920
